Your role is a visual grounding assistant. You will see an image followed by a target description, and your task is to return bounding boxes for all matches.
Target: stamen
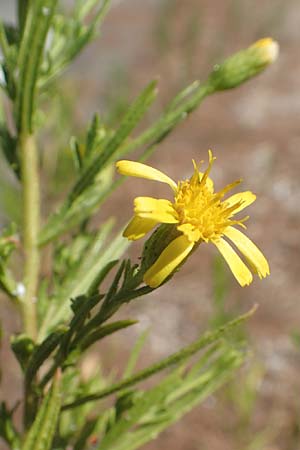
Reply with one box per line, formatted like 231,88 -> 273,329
217,179 -> 242,198
199,150 -> 216,188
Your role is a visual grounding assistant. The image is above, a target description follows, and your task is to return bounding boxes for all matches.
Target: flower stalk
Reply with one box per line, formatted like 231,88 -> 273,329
17,0 -> 30,37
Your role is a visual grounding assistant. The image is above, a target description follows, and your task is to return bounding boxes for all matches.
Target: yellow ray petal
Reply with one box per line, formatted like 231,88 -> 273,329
214,238 -> 253,287
123,215 -> 158,240
143,235 -> 194,288
225,191 -> 256,214
134,197 -> 178,223
134,197 -> 175,214
177,223 -> 201,242
116,160 -> 177,191
223,226 -> 270,279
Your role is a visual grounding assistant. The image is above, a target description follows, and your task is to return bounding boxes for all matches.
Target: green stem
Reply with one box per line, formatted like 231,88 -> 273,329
17,0 -> 30,38
0,21 -> 10,59
20,133 -> 40,340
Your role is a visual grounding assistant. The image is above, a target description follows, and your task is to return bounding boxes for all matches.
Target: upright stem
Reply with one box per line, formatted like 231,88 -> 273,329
20,133 -> 39,340
17,0 -> 30,38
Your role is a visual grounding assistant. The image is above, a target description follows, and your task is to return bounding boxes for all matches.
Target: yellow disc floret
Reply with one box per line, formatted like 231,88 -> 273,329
174,152 -> 245,243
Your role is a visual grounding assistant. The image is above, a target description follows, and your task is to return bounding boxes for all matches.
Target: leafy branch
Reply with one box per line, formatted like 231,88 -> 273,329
63,306 -> 256,410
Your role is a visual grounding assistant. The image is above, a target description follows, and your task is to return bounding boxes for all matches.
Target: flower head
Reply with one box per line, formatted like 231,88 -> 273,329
116,152 -> 270,288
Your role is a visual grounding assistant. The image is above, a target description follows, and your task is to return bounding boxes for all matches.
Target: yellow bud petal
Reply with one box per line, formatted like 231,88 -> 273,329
251,38 -> 279,64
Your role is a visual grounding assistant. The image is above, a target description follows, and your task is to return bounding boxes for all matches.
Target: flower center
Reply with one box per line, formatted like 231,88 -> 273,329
173,175 -> 242,243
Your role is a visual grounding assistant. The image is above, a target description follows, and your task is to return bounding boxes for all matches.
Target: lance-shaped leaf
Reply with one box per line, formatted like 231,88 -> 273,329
39,81 -> 157,245
40,0 -> 112,88
38,221 -> 126,340
63,306 -> 256,410
79,320 -> 138,352
122,329 -> 149,379
69,80 -> 157,202
98,345 -> 245,450
25,327 -> 67,388
16,0 -> 58,133
0,402 -> 21,450
22,370 -> 62,450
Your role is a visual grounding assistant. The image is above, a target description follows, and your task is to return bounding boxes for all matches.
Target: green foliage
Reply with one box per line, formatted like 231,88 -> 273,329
41,0 -> 111,88
11,333 -> 35,371
0,1 -> 277,449
0,224 -> 18,298
0,402 -> 20,450
98,345 -> 244,450
22,371 -> 62,450
39,80 -> 158,246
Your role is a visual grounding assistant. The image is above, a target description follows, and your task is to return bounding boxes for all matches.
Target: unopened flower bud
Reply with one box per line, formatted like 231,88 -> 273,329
208,38 -> 279,91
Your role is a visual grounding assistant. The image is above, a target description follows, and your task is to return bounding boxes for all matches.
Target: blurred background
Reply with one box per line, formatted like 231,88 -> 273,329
1,1 -> 300,449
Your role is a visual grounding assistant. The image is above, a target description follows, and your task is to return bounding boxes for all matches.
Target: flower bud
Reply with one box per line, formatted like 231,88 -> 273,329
208,38 -> 279,91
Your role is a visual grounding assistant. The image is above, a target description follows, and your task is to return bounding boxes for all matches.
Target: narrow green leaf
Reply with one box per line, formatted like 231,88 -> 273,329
112,286 -> 153,305
79,320 -> 138,351
16,0 -> 58,132
0,124 -> 19,177
38,294 -> 105,389
0,402 -> 21,449
68,81 -> 157,203
115,82 -> 213,160
25,327 -> 67,388
0,21 -> 11,62
75,0 -> 101,21
17,0 -> 30,37
38,220 -> 117,339
104,261 -> 126,304
70,136 -> 83,172
86,113 -> 101,159
0,22 -> 18,99
22,370 -> 62,450
165,80 -> 201,112
56,220 -> 114,300
38,140 -> 156,246
41,0 -> 112,87
73,418 -> 99,450
87,260 -> 119,296
96,345 -> 244,450
99,373 -> 181,449
63,306 -> 257,410
123,329 -> 149,379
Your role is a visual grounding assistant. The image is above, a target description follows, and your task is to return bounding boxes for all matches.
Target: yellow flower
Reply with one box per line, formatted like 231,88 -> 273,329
116,151 -> 270,288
